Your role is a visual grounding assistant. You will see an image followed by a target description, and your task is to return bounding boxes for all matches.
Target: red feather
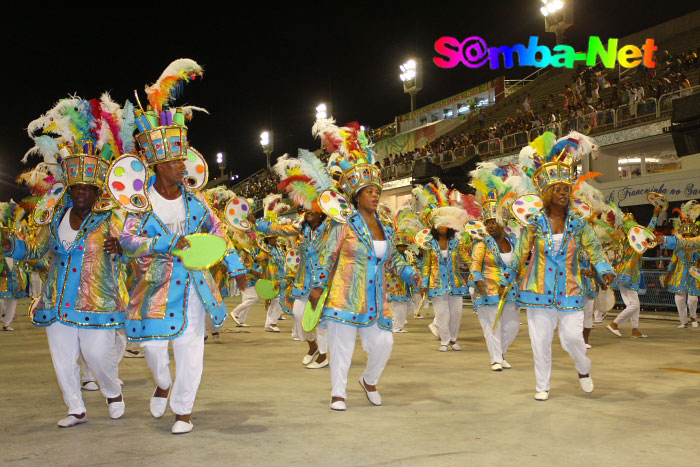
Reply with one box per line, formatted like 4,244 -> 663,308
278,174 -> 312,192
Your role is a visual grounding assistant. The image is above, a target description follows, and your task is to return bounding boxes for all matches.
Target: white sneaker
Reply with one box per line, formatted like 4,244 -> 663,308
330,400 -> 346,411
107,398 -> 125,419
150,389 -> 169,418
501,359 -> 512,369
579,376 -> 594,393
265,326 -> 281,333
229,312 -> 241,326
450,343 -> 462,351
2,326 -> 14,331
171,420 -> 193,434
491,363 -> 503,371
292,337 -> 301,341
535,391 -> 549,401
117,378 -> 124,386
58,414 -> 87,428
358,377 -> 381,406
606,324 -> 622,337
236,323 -> 250,328
306,358 -> 329,369
438,345 -> 449,352
585,343 -> 592,349
278,316 -> 287,320
428,323 -> 439,339
302,350 -> 319,365
82,381 -> 99,391
692,321 -> 699,328
678,323 -> 688,329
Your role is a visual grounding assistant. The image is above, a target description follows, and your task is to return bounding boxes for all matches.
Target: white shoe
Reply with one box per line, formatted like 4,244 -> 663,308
108,398 -> 125,419
438,345 -> 449,352
692,321 -> 699,328
3,326 -> 14,331
579,376 -> 594,393
606,324 -> 622,337
58,414 -> 87,428
397,329 -> 408,333
678,323 -> 688,328
306,358 -> 329,369
330,400 -> 346,411
535,391 -> 549,401
82,381 -> 99,391
265,326 -> 281,333
302,350 -> 319,365
278,316 -> 287,320
585,343 -> 592,349
171,420 -> 194,434
117,378 -> 124,386
491,363 -> 503,371
428,323 -> 439,339
292,337 -> 301,341
501,359 -> 512,369
450,343 -> 462,351
229,312 -> 241,326
236,323 -> 250,327
358,377 -> 381,406
150,389 -> 169,418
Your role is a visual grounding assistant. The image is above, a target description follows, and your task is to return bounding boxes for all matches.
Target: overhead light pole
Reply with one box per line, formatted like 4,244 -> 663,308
400,58 -> 423,112
540,0 -> 573,46
216,151 -> 226,178
260,131 -> 273,169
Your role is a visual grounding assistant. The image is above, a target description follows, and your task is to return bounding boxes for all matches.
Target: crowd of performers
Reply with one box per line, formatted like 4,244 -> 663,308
2,58 -> 700,433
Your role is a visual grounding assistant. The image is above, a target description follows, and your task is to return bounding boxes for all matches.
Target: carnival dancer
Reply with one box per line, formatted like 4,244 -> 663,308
664,201 -> 700,328
2,94 -> 132,426
388,207 -> 423,333
413,180 -> 472,352
469,162 -> 519,370
606,206 -> 661,338
257,152 -> 332,367
118,59 -> 246,434
229,245 -> 260,327
0,201 -> 28,331
503,131 -> 614,401
308,119 -> 420,411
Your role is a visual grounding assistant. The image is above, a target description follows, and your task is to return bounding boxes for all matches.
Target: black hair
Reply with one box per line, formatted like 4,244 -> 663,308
430,226 -> 456,240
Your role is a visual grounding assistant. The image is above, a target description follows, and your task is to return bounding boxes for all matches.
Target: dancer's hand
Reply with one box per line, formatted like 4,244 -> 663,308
309,287 -> 324,309
175,237 -> 190,250
103,236 -> 122,255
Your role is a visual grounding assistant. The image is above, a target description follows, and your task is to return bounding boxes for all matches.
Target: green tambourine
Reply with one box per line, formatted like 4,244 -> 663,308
172,233 -> 227,270
303,288 -> 329,333
255,279 -> 279,299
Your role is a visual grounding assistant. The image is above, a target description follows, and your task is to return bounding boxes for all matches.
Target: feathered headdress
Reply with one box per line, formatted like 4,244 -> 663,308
413,178 -> 472,231
274,149 -> 334,211
312,117 -> 381,198
469,161 -> 516,224
672,200 -> 700,236
519,131 -> 597,194
145,58 -> 204,113
203,186 -> 237,212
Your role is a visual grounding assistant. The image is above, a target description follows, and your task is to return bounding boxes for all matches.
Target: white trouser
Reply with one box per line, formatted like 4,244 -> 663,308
231,287 -> 258,324
412,293 -> 423,315
265,297 -> 282,327
80,355 -> 96,383
30,272 -> 43,298
327,320 -> 392,399
432,294 -> 463,345
527,308 -> 591,393
142,293 -> 206,416
292,298 -> 328,353
45,321 -> 121,415
0,298 -> 18,327
675,292 -> 699,324
115,329 -> 127,363
614,286 -> 640,328
391,302 -> 410,331
477,303 -> 520,364
583,295 -> 595,328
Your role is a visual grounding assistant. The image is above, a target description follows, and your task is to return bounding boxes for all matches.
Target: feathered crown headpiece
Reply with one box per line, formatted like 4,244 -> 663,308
395,204 -> 424,246
412,178 -> 473,231
312,118 -> 381,198
519,131 -> 597,194
203,186 -> 237,212
24,93 -> 136,191
273,149 -> 334,211
262,194 -> 289,235
133,58 -> 207,166
469,162 -> 517,224
0,200 -> 26,231
672,200 -> 700,236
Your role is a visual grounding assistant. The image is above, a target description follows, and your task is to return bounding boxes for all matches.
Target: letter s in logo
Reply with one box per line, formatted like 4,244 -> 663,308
433,37 -> 462,68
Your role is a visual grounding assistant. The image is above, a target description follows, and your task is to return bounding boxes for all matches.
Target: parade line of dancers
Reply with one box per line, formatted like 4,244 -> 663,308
2,59 -> 699,433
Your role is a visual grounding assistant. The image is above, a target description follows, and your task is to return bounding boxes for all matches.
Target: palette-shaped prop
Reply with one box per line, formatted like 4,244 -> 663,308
465,220 -> 487,240
285,249 -> 301,272
504,220 -> 523,239
511,194 -> 543,226
319,189 -> 351,223
594,288 -> 615,312
255,278 -> 279,299
303,287 -> 329,332
646,191 -> 668,210
689,266 -> 700,281
414,228 -> 433,250
93,191 -> 117,212
385,275 -> 402,295
224,197 -> 252,231
32,182 -> 65,226
183,147 -> 208,190
627,225 -> 657,253
172,233 -> 227,270
570,198 -> 593,220
106,155 -> 149,212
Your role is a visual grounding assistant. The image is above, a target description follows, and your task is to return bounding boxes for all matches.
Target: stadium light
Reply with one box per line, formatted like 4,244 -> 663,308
260,131 -> 273,169
315,103 -> 327,120
399,58 -> 423,112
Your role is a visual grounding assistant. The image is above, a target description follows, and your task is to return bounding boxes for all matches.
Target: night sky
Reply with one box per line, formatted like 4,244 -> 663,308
0,2 -> 696,201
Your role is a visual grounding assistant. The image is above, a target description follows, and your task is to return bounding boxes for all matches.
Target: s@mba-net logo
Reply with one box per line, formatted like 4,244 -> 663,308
433,36 -> 657,70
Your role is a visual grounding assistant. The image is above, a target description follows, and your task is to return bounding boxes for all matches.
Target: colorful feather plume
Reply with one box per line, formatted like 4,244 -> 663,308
145,58 -> 204,112
431,206 -> 472,232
